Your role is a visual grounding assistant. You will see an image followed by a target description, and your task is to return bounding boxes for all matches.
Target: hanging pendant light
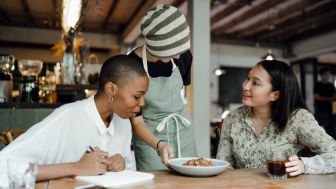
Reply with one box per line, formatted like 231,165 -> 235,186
262,49 -> 276,60
213,68 -> 226,76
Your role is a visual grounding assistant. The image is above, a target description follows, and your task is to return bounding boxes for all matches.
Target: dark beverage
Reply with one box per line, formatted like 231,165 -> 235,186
267,160 -> 286,175
267,160 -> 287,179
266,150 -> 288,179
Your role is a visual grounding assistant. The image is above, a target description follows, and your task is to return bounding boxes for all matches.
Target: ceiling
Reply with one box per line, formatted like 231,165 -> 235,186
211,0 -> 336,45
0,0 -> 335,50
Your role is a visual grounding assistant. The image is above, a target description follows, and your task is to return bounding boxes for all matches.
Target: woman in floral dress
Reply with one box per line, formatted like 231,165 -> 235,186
217,60 -> 336,176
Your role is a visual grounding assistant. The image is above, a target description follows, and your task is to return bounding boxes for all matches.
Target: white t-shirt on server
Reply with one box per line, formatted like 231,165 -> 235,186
0,95 -> 135,187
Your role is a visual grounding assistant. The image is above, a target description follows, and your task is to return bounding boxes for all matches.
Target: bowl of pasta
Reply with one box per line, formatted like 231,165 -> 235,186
168,157 -> 230,176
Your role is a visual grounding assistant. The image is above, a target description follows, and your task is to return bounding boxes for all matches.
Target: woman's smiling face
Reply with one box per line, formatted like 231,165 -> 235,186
242,65 -> 278,108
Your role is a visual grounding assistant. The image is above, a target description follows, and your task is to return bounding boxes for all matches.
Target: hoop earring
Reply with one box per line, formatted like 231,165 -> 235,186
108,95 -> 114,103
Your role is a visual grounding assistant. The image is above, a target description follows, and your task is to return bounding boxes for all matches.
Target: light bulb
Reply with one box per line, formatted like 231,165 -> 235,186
266,54 -> 274,60
215,69 -> 223,76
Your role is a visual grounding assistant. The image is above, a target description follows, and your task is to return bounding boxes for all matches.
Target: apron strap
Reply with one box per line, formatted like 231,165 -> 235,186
155,113 -> 190,158
142,45 -> 150,78
142,45 -> 177,77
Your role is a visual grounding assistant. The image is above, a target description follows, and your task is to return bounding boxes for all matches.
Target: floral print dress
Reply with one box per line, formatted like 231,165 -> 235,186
216,106 -> 336,174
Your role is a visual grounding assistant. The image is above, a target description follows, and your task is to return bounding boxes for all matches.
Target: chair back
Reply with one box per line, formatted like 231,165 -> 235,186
0,130 -> 25,145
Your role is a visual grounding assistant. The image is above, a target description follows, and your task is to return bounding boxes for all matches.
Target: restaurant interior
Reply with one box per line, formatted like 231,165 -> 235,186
0,1 -> 336,187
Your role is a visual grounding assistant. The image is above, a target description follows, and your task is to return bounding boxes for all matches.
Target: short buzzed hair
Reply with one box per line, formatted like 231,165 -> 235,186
97,55 -> 147,93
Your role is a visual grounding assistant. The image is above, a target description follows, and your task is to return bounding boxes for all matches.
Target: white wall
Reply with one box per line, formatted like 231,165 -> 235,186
292,30 -> 336,59
211,43 -> 283,68
209,43 -> 284,117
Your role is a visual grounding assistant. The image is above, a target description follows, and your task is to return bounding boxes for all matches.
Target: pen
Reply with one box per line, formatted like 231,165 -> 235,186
89,146 -> 94,152
86,145 -> 94,153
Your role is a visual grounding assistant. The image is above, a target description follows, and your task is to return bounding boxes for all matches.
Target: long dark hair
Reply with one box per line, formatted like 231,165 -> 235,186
257,60 -> 307,131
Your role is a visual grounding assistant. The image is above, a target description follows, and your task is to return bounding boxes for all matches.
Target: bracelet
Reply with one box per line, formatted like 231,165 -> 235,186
156,140 -> 164,156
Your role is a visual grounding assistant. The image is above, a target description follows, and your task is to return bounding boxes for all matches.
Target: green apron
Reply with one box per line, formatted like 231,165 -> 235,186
134,46 -> 197,170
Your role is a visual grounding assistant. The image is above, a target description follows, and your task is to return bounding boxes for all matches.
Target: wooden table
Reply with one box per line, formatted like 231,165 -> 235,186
36,168 -> 336,189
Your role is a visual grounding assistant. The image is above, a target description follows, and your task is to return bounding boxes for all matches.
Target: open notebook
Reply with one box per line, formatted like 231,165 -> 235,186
76,170 -> 154,188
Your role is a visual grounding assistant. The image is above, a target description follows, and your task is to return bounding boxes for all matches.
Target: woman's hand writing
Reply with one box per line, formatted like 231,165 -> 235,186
75,147 -> 109,176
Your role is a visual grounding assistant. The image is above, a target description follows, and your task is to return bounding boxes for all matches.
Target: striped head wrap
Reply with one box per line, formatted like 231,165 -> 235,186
141,4 -> 190,58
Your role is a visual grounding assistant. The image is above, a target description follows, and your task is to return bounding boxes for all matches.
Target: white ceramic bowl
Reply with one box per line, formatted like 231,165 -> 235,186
168,157 -> 230,177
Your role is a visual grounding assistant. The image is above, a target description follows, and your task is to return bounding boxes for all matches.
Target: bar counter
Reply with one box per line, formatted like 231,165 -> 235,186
0,84 -> 97,131
0,102 -> 60,109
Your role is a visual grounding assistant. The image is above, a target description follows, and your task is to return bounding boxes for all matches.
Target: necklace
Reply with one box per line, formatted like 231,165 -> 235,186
251,113 -> 270,136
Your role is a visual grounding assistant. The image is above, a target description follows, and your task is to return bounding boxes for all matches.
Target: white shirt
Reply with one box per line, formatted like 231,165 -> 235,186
0,95 -> 135,187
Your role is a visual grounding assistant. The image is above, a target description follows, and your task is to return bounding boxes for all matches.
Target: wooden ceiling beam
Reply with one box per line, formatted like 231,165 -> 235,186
286,20 -> 336,43
20,0 -> 34,23
238,0 -> 317,37
121,0 -> 157,44
124,0 -> 145,31
255,0 -> 336,41
52,0 -> 60,27
121,0 -> 177,44
273,10 -> 336,42
211,0 -> 254,25
213,0 -> 284,35
0,25 -> 119,49
102,0 -> 120,29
